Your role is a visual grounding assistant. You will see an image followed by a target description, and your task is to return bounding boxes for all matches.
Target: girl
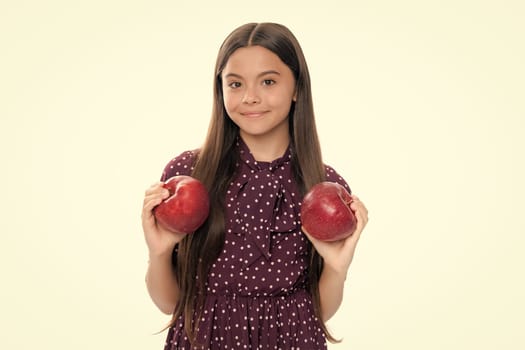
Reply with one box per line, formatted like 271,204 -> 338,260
142,22 -> 368,349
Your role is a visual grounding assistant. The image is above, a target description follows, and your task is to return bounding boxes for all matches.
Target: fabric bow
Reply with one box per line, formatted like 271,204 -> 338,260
230,140 -> 299,267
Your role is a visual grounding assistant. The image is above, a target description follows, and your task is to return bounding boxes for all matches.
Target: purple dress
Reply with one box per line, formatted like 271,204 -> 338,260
160,138 -> 350,350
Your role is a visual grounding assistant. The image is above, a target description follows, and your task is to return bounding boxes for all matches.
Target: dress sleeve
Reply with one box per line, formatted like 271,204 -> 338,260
160,150 -> 198,181
160,150 -> 197,267
324,165 -> 352,195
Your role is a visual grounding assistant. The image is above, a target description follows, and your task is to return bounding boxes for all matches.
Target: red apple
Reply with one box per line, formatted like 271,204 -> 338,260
154,175 -> 210,234
300,182 -> 357,241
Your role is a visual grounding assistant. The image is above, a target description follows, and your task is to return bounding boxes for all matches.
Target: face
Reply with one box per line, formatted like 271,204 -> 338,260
221,45 -> 296,145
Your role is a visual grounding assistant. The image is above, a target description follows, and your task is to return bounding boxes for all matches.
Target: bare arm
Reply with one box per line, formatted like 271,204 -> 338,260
146,250 -> 180,315
318,262 -> 347,321
304,195 -> 369,321
142,182 -> 186,314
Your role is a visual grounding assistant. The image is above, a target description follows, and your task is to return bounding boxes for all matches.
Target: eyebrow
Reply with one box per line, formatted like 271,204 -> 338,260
223,70 -> 281,79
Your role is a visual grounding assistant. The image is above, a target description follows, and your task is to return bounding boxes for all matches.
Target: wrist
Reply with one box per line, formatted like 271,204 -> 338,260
148,248 -> 174,262
322,261 -> 350,281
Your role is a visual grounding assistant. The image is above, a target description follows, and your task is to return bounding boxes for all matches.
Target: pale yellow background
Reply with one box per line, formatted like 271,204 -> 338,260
1,0 -> 524,349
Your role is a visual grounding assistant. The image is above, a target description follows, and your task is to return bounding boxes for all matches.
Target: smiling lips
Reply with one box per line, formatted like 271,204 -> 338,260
240,111 -> 269,118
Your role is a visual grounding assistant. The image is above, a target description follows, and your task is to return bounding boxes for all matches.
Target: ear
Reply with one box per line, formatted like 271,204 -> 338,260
292,92 -> 297,102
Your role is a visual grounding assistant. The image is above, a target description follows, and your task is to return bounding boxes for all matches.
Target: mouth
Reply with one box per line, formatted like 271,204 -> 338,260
240,111 -> 269,118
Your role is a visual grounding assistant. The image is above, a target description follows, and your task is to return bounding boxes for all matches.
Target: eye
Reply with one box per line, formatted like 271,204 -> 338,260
262,79 -> 275,86
228,81 -> 242,89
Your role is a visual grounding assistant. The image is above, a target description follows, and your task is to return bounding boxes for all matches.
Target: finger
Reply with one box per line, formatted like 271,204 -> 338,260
352,207 -> 368,236
143,188 -> 170,207
145,182 -> 167,196
354,202 -> 368,223
145,181 -> 162,192
143,196 -> 163,213
350,200 -> 368,220
142,195 -> 168,229
349,196 -> 363,209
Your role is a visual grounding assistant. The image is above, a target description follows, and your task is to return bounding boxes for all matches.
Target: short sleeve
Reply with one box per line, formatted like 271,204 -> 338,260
324,165 -> 352,195
160,150 -> 198,181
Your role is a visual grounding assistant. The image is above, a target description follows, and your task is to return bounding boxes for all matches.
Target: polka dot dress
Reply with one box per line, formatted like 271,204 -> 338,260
161,138 -> 351,350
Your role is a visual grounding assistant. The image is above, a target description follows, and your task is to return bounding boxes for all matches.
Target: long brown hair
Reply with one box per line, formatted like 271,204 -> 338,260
171,22 -> 337,344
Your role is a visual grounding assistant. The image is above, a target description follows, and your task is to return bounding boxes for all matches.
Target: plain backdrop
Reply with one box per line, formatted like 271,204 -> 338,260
1,0 -> 524,349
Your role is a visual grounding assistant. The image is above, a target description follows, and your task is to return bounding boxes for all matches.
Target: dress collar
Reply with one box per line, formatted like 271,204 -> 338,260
236,136 -> 292,172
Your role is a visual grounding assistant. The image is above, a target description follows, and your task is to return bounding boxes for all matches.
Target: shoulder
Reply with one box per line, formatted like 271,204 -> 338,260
160,149 -> 199,181
324,164 -> 352,194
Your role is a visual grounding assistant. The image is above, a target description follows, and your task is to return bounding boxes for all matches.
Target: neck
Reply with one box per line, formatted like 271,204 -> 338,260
240,132 -> 290,162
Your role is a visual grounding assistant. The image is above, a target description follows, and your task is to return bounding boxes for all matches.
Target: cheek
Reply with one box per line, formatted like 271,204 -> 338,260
269,94 -> 293,111
223,92 -> 239,113
268,85 -> 295,107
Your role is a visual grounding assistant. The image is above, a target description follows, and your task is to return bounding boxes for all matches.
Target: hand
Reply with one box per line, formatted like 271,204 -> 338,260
302,195 -> 369,274
141,182 -> 187,258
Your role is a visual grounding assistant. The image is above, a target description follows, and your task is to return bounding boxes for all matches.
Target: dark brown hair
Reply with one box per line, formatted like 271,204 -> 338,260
171,22 -> 337,344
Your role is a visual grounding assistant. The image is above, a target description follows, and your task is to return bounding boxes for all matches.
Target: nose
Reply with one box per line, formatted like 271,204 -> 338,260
242,86 -> 260,104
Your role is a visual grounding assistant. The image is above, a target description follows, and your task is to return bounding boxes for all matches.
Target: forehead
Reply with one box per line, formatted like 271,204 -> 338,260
222,45 -> 290,75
